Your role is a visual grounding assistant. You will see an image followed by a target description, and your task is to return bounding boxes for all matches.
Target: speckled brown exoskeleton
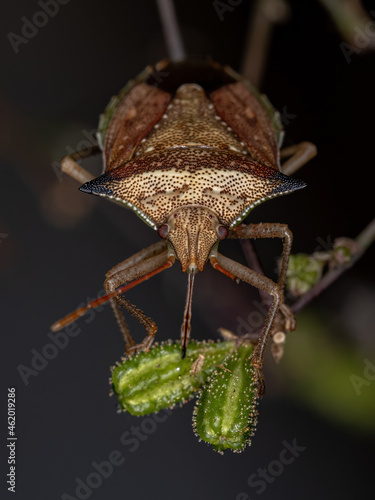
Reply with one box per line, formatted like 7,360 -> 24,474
51,59 -> 316,393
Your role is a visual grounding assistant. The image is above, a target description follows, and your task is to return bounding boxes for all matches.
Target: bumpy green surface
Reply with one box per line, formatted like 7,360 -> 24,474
287,253 -> 324,296
193,343 -> 258,453
111,340 -> 235,416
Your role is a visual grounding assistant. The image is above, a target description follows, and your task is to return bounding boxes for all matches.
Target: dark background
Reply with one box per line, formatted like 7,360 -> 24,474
1,0 -> 375,499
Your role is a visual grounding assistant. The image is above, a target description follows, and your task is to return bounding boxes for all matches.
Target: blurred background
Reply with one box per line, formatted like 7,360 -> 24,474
1,0 -> 375,498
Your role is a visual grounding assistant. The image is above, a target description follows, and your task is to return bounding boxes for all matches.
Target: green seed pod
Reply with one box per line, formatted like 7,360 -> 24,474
193,343 -> 259,454
111,340 -> 235,416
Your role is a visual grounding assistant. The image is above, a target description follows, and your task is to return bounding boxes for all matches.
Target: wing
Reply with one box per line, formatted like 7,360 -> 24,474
104,83 -> 171,171
210,82 -> 280,170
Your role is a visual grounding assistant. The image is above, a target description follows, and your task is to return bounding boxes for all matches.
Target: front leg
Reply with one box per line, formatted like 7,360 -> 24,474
229,222 -> 296,336
104,241 -> 171,355
51,241 -> 174,355
210,251 -> 282,396
229,223 -> 293,302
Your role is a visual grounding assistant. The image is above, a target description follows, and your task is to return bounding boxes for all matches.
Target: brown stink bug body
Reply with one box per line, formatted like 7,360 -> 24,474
52,59 -> 316,393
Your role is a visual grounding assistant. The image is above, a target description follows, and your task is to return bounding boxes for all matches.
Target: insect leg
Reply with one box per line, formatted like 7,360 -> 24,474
104,241 -> 172,354
61,145 -> 102,184
229,223 -> 296,333
51,241 -> 174,355
229,223 -> 291,294
280,141 -> 317,175
210,252 -> 281,396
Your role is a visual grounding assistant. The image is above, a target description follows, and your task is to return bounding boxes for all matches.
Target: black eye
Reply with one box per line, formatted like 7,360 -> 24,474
217,225 -> 228,240
158,224 -> 169,239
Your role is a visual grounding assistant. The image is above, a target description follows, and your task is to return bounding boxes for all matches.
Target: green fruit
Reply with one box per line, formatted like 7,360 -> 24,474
287,253 -> 324,296
193,343 -> 259,454
111,340 -> 235,416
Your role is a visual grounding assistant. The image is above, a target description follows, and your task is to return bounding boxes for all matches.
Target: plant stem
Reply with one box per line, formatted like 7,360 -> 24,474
241,0 -> 290,86
291,218 -> 375,313
156,0 -> 185,61
318,0 -> 375,51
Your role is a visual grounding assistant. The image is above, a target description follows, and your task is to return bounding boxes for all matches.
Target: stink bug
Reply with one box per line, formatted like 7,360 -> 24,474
52,59 -> 316,392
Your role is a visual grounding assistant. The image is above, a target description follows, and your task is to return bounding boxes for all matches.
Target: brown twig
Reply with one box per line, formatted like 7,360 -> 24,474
241,0 -> 290,86
318,0 -> 375,52
291,218 -> 375,313
156,0 -> 185,61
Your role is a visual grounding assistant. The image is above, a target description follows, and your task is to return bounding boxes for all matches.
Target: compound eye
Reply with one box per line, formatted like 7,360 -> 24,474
158,224 -> 169,239
217,225 -> 228,240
